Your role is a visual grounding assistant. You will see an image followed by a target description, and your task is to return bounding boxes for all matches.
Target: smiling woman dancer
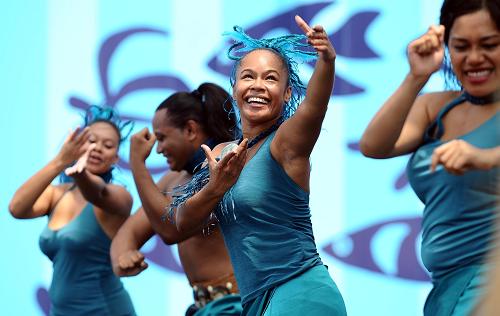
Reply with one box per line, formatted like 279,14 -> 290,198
360,0 -> 500,315
9,106 -> 136,316
167,15 -> 346,316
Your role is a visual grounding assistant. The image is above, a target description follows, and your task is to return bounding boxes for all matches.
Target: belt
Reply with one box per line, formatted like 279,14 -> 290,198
191,272 -> 238,308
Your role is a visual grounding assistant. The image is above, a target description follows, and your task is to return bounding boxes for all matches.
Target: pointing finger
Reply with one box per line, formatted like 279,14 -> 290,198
295,15 -> 312,35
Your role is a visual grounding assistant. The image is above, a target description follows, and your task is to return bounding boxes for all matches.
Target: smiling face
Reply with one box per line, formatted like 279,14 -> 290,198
233,49 -> 292,128
85,121 -> 120,175
152,108 -> 197,172
448,9 -> 500,96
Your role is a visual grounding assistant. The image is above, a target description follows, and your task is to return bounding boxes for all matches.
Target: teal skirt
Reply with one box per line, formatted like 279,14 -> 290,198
243,265 -> 346,316
424,264 -> 486,316
193,294 -> 242,316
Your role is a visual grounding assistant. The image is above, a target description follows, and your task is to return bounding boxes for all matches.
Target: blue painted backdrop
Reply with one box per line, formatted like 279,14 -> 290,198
1,0 -> 445,315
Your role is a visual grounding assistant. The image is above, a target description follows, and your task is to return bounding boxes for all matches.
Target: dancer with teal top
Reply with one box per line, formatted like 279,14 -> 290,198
9,106 -> 136,315
360,0 -> 500,315
169,15 -> 346,315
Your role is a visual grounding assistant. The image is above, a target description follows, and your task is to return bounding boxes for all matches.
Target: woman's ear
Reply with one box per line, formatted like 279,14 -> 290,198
111,150 -> 119,165
284,86 -> 292,102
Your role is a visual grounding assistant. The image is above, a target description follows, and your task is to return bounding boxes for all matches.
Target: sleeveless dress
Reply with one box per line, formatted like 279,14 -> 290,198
407,94 -> 500,315
39,202 -> 136,316
217,131 -> 346,315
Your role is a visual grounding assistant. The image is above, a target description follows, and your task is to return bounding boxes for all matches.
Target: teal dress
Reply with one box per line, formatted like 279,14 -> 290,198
407,95 -> 499,316
216,132 -> 346,315
39,203 -> 136,316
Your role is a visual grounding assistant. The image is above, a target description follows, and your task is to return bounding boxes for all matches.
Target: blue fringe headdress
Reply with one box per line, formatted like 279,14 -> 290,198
164,26 -> 317,230
226,25 -> 317,120
60,105 -> 134,183
83,105 -> 134,144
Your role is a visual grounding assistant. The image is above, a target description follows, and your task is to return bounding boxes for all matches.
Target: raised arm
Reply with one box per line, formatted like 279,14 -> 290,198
9,127 -> 90,218
110,208 -> 153,276
72,171 -> 132,217
130,128 -> 207,242
273,15 -> 336,159
360,25 -> 445,158
67,144 -> 132,217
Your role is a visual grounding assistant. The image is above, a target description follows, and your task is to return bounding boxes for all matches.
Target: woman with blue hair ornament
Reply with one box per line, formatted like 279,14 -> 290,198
169,15 -> 347,315
9,105 -> 136,315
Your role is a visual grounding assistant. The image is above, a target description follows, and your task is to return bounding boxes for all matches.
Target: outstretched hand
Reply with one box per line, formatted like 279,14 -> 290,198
202,139 -> 248,196
65,143 -> 96,176
130,128 -> 157,164
295,15 -> 336,62
407,25 -> 445,78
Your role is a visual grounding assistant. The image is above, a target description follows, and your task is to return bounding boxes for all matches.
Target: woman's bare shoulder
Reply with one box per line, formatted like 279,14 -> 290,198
51,183 -> 74,197
213,141 -> 239,157
418,90 -> 461,121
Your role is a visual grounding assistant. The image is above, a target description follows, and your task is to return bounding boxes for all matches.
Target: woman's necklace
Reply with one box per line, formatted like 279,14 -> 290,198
241,117 -> 284,149
220,117 -> 284,160
463,90 -> 500,105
